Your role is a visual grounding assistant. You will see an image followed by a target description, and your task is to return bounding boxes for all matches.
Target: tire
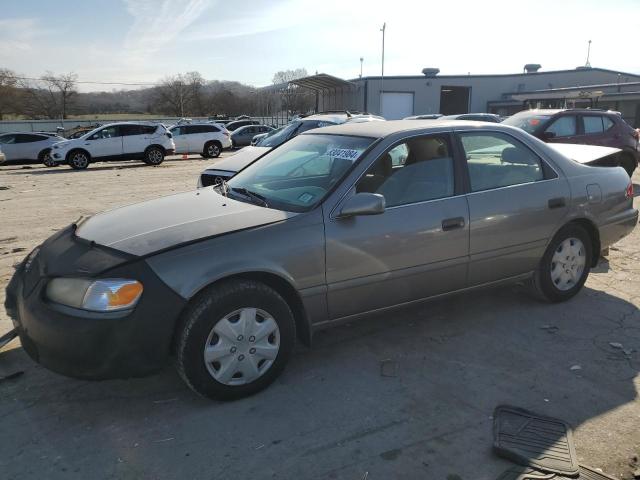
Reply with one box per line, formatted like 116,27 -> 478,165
144,146 -> 164,165
67,150 -> 90,170
176,279 -> 296,400
621,152 -> 636,178
39,149 -> 57,167
531,224 -> 592,303
203,141 -> 222,159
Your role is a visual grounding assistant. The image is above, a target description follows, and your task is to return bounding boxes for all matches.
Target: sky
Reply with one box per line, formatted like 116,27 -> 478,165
1,0 -> 639,92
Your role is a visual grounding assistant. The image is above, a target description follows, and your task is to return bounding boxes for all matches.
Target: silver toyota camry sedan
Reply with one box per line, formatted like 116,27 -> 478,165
6,121 -> 637,400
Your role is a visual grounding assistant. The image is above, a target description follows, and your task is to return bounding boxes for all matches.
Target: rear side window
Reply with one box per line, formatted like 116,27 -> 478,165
16,134 -> 47,143
603,117 -> 615,130
583,116 -> 605,134
545,116 -> 577,137
120,125 -> 142,136
140,125 -> 157,134
460,132 -> 544,192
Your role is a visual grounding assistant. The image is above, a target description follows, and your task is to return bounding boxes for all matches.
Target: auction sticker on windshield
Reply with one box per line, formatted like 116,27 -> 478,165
327,148 -> 363,160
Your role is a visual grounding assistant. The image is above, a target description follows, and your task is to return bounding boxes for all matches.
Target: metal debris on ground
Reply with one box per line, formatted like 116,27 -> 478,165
570,365 -> 582,371
540,325 -> 559,333
0,328 -> 18,349
609,342 -> 623,349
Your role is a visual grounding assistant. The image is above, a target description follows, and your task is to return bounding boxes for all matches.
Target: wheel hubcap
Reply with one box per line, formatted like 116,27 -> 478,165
204,307 -> 280,386
208,145 -> 219,156
550,237 -> 586,291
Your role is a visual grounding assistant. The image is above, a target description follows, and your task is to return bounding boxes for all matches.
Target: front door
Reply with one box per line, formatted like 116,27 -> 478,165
171,126 -> 189,153
86,125 -> 123,159
325,134 -> 470,319
458,131 -> 569,286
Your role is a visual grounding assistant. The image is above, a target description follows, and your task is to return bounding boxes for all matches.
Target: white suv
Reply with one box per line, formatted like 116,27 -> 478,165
51,122 -> 176,170
168,123 -> 231,158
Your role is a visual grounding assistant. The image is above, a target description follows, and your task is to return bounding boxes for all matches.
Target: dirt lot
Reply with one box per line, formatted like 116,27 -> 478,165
0,157 -> 639,480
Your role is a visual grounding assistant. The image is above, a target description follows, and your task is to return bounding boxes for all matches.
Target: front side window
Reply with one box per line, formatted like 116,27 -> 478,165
0,134 -> 16,144
90,126 -> 120,140
226,134 -> 374,212
545,116 -> 577,137
461,132 -> 544,192
16,134 -> 45,143
357,136 -> 454,207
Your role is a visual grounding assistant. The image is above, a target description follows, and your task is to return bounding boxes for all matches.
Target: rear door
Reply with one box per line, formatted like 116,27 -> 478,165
0,134 -> 18,160
325,133 -> 470,319
86,125 -> 123,158
15,134 -> 50,160
458,130 -> 568,285
188,125 -> 208,152
578,114 -> 615,147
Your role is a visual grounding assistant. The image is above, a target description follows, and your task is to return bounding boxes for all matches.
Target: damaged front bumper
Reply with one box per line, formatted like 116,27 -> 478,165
4,225 -> 186,380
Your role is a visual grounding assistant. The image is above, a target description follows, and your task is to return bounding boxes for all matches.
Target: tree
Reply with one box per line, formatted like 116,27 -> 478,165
271,68 -> 313,116
41,72 -> 78,119
0,69 -> 19,119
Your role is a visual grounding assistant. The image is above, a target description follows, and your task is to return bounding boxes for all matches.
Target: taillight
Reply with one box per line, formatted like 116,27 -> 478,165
166,132 -> 173,139
223,132 -> 230,137
625,182 -> 633,198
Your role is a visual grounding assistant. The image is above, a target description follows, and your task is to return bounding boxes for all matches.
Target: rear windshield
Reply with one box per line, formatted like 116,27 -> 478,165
502,112 -> 552,133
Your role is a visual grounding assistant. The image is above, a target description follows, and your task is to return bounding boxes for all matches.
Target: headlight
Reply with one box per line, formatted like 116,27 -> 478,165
46,278 -> 143,312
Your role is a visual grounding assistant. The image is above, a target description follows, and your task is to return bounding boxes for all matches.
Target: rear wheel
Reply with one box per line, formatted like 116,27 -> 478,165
68,150 -> 90,170
39,149 -> 57,167
203,141 -> 222,158
531,224 -> 592,302
176,280 -> 296,400
144,146 -> 164,165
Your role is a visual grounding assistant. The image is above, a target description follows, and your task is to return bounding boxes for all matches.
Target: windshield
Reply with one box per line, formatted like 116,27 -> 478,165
502,111 -> 551,133
225,134 -> 375,212
258,121 -> 301,148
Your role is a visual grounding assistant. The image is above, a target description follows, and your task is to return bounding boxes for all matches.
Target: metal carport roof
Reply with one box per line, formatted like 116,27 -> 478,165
290,74 -> 355,91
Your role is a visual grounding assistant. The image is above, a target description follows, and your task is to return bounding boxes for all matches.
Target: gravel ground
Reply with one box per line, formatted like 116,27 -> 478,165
0,156 -> 639,480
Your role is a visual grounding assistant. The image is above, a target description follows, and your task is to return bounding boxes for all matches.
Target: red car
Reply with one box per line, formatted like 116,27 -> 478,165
503,109 -> 639,176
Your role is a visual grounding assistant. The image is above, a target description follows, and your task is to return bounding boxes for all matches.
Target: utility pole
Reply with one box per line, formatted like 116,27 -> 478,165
380,22 -> 386,114
360,57 -> 364,78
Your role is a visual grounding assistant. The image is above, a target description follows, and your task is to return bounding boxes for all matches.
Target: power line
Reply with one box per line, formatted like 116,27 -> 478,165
12,76 -> 158,87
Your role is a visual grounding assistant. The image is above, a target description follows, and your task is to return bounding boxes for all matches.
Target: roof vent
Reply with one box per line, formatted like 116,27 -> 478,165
422,68 -> 440,77
523,64 -> 541,73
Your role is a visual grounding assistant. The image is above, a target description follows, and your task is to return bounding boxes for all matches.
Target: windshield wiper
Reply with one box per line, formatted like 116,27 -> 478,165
231,187 -> 269,208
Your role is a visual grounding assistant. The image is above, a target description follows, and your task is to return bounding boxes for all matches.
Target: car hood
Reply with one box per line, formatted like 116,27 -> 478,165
547,143 -> 621,164
204,146 -> 271,174
76,187 -> 294,256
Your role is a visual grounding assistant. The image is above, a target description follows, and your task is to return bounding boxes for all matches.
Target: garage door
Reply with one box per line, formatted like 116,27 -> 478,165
381,92 -> 414,120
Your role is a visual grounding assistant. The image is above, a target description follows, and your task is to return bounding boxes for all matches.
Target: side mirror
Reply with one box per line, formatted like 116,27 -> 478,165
338,193 -> 385,218
541,131 -> 556,140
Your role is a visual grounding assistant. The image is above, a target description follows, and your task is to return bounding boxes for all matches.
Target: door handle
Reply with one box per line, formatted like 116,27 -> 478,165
442,217 -> 465,231
548,197 -> 566,209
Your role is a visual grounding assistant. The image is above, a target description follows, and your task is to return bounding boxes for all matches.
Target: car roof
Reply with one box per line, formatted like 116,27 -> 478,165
305,119 -> 517,139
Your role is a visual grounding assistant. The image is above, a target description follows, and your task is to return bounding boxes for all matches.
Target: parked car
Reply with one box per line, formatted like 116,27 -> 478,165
405,114 -> 443,120
50,122 -> 175,170
251,126 -> 283,146
503,109 -> 640,176
0,132 -> 66,166
199,112 -> 383,186
439,113 -> 502,123
225,119 -> 260,132
0,146 -> 5,164
168,123 -> 231,158
231,125 -> 274,148
7,120 -> 637,400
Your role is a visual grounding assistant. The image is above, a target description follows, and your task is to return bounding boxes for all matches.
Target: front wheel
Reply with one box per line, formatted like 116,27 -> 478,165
531,224 -> 592,302
68,150 -> 90,170
144,146 -> 164,165
176,280 -> 296,400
